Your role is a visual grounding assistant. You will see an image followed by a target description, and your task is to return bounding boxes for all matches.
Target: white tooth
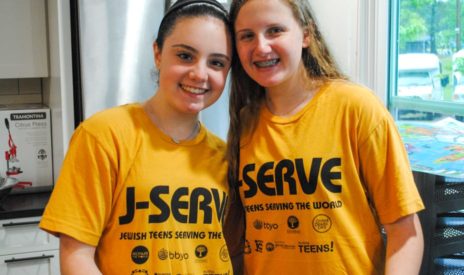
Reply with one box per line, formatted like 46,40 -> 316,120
256,59 -> 277,67
182,85 -> 206,94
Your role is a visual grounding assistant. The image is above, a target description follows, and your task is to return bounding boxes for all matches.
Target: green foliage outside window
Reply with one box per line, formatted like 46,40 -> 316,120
455,58 -> 464,74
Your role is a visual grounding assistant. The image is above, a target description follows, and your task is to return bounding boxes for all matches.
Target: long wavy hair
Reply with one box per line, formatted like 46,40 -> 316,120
226,0 -> 347,189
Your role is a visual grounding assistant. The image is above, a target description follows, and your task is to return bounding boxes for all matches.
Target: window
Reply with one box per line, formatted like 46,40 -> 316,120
388,0 -> 464,178
389,0 -> 464,122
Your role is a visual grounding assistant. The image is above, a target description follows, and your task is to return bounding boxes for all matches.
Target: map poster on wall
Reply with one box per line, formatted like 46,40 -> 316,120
396,117 -> 464,179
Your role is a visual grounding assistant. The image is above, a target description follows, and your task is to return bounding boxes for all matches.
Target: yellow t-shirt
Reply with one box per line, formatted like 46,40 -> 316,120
239,81 -> 424,275
40,104 -> 232,275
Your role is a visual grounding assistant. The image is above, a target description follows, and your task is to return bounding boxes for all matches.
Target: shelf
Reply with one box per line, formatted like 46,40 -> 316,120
433,227 -> 464,257
434,255 -> 464,275
414,172 -> 464,275
433,215 -> 464,258
435,181 -> 464,213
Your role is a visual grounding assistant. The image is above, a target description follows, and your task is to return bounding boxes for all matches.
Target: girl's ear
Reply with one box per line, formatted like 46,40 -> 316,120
302,27 -> 310,48
153,42 -> 162,69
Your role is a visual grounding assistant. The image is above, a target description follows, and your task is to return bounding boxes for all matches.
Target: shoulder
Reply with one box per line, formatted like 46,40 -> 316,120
203,128 -> 226,153
318,80 -> 397,138
81,104 -> 143,129
322,80 -> 382,105
78,104 -> 147,136
320,80 -> 390,118
74,104 -> 147,147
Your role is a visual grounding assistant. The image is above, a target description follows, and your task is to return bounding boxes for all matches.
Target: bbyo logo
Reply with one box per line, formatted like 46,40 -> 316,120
195,245 -> 208,258
131,246 -> 149,264
253,219 -> 278,230
158,248 -> 168,260
253,219 -> 263,229
157,248 -> 189,261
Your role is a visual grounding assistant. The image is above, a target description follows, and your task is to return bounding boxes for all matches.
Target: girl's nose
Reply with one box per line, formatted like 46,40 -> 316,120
189,62 -> 208,81
255,35 -> 272,55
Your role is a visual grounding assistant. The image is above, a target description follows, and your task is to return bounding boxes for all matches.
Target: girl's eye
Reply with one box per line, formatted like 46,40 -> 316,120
177,52 -> 193,61
268,26 -> 284,35
237,32 -> 254,41
209,59 -> 226,69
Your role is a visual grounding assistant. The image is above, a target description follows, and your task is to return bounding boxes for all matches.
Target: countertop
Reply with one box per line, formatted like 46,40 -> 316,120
0,191 -> 51,220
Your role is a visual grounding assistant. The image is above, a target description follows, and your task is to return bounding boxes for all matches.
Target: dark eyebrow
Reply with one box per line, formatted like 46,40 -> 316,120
172,43 -> 198,53
172,44 -> 230,62
235,29 -> 251,35
211,53 -> 231,62
236,23 -> 284,35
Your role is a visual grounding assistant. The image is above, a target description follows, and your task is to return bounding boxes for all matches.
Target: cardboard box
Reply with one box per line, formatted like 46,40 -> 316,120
0,104 -> 53,194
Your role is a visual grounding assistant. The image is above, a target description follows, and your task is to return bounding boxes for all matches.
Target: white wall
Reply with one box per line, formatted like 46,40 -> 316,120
309,0 -> 360,81
310,0 -> 389,103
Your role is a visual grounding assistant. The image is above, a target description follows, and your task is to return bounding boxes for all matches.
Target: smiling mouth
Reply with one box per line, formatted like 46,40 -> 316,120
254,59 -> 279,68
180,84 -> 208,94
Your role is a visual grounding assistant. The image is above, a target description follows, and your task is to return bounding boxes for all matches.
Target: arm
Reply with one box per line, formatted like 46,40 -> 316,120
383,213 -> 424,275
59,234 -> 102,275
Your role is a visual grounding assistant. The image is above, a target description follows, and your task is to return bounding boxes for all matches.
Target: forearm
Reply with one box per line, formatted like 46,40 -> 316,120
384,214 -> 424,275
60,234 -> 102,275
60,253 -> 102,275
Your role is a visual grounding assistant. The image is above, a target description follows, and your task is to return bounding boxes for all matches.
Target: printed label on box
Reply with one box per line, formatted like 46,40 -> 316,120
0,106 -> 53,194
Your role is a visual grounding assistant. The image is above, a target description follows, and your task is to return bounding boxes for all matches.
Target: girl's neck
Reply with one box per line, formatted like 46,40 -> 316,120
143,95 -> 200,143
265,69 -> 319,117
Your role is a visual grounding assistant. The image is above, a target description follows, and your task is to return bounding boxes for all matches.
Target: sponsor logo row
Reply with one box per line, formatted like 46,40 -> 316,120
244,239 -> 335,254
252,214 -> 332,233
131,244 -> 229,264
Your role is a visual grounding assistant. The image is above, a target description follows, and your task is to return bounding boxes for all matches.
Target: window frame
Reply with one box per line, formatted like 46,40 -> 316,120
385,0 -> 464,118
357,0 -> 390,104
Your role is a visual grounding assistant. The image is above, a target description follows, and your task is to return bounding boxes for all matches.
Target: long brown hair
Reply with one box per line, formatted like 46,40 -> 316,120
226,0 -> 347,189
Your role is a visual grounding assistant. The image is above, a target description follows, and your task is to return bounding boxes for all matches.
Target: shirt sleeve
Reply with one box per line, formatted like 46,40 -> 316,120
358,114 -> 425,225
40,125 -> 117,246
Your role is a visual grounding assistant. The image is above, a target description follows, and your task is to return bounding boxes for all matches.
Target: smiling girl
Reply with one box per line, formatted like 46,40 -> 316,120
225,0 -> 425,274
40,1 -> 233,274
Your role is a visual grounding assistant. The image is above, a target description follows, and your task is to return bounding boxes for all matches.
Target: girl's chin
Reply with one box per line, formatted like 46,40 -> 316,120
184,103 -> 207,114
248,71 -> 285,87
254,78 -> 284,89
